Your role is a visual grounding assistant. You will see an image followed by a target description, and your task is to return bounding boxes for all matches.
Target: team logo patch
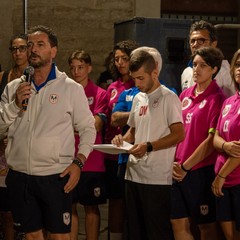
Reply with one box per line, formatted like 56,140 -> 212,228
110,89 -> 117,101
182,97 -> 192,110
152,98 -> 159,108
88,97 -> 94,105
222,104 -> 231,117
49,94 -> 59,104
63,212 -> 70,225
200,205 -> 209,216
199,99 -> 207,109
94,187 -> 101,197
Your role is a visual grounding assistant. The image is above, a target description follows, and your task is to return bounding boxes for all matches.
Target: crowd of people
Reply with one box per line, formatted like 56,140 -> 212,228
0,19 -> 239,240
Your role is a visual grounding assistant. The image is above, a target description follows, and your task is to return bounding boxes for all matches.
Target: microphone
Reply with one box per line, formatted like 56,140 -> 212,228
22,66 -> 34,111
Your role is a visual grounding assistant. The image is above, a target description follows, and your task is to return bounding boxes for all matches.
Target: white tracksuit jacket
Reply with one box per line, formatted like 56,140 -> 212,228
0,67 -> 96,176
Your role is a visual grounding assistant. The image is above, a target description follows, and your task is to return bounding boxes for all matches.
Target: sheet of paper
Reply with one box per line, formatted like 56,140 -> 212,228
93,141 -> 133,154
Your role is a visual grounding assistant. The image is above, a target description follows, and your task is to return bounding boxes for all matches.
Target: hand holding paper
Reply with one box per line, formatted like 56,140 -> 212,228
93,141 -> 133,154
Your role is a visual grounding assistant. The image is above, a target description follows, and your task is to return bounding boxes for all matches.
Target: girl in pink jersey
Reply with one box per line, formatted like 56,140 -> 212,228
171,47 -> 226,240
68,50 -> 108,240
212,49 -> 240,239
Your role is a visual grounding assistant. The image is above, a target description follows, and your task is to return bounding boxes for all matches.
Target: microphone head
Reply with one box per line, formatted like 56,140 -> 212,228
25,66 -> 35,76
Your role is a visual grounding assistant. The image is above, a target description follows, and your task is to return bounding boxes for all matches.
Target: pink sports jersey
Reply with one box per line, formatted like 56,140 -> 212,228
214,92 -> 240,187
176,80 -> 226,170
75,80 -> 108,172
104,77 -> 135,160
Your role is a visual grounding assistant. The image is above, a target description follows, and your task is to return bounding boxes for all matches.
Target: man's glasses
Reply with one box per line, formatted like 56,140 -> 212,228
189,38 -> 210,46
9,45 -> 28,53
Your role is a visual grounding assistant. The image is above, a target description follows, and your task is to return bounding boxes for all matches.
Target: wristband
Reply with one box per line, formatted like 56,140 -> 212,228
217,173 -> 226,179
221,142 -> 226,152
146,142 -> 153,152
72,159 -> 84,169
181,163 -> 191,173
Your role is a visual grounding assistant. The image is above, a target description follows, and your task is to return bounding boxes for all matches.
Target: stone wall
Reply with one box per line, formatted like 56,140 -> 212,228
0,1 -> 15,71
1,0 -> 238,81
1,0 -> 135,81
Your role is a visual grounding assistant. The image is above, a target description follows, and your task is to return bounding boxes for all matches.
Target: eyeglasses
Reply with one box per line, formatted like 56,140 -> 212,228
9,45 -> 28,53
189,38 -> 210,46
114,56 -> 129,64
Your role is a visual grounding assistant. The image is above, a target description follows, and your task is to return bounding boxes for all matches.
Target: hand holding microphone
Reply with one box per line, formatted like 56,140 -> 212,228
22,66 -> 34,111
15,66 -> 34,110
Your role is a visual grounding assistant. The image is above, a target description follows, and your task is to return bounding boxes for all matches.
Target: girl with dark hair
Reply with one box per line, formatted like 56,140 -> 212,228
171,47 -> 226,240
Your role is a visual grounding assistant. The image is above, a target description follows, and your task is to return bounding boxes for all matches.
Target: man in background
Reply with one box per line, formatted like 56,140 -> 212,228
181,20 -> 235,97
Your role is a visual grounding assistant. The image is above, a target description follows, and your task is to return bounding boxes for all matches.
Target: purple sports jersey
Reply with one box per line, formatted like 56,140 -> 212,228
215,92 -> 240,187
176,80 -> 226,170
75,80 -> 108,172
104,78 -> 135,160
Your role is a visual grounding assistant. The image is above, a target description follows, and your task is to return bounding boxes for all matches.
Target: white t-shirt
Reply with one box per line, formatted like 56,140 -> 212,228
125,85 -> 183,185
181,60 -> 235,97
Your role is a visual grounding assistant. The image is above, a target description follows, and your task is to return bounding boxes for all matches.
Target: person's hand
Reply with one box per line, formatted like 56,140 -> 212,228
223,141 -> 240,158
60,163 -> 81,193
128,143 -> 147,159
15,82 -> 32,109
112,134 -> 124,147
211,175 -> 225,197
172,162 -> 187,181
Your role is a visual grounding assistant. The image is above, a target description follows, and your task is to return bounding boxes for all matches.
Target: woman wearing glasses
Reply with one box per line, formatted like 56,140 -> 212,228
211,49 -> 240,240
0,34 -> 29,90
181,20 -> 235,97
171,47 -> 226,240
0,33 -> 28,240
104,40 -> 138,240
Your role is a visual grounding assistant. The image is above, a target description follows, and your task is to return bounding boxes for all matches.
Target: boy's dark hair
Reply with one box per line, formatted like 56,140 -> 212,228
68,50 -> 92,65
129,50 -> 156,75
28,25 -> 58,47
189,20 -> 217,43
191,47 -> 224,79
